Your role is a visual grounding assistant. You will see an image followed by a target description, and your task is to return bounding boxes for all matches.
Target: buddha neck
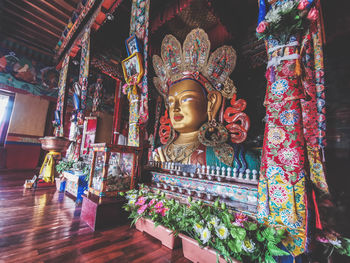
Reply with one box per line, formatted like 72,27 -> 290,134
173,131 -> 200,145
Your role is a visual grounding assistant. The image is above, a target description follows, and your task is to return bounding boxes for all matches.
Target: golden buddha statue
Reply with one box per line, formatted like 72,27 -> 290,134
152,28 -> 259,170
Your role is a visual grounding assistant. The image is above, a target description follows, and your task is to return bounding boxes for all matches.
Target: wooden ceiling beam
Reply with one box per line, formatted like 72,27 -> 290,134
18,0 -> 67,27
36,0 -> 71,19
1,8 -> 61,38
1,33 -> 54,56
3,27 -> 57,48
2,30 -> 52,50
4,1 -> 64,33
1,15 -> 58,44
53,0 -> 77,12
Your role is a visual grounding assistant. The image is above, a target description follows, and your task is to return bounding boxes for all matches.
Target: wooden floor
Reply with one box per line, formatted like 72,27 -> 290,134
0,170 -> 190,263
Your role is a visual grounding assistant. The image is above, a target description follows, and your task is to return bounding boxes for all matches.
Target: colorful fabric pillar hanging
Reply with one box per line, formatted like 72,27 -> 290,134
73,28 -> 90,161
127,0 -> 150,146
55,54 -> 70,137
92,75 -> 103,113
257,0 -> 329,258
78,28 -> 91,122
257,33 -> 309,257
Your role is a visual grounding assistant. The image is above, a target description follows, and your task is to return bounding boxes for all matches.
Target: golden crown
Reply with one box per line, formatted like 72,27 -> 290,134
153,28 -> 237,100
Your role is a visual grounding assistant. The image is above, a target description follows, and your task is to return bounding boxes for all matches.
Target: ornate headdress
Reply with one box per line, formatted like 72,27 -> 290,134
153,28 -> 237,100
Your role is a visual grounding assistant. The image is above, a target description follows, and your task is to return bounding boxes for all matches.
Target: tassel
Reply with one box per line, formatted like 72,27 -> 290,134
295,57 -> 302,77
312,189 -> 322,230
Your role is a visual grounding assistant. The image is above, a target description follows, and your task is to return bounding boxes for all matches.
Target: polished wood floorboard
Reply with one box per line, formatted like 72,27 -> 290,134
0,170 -> 191,263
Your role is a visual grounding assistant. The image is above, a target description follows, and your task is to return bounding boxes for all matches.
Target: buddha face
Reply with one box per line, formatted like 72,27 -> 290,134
168,79 -> 208,133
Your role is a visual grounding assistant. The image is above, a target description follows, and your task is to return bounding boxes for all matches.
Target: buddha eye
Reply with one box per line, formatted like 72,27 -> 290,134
168,98 -> 174,107
181,96 -> 194,103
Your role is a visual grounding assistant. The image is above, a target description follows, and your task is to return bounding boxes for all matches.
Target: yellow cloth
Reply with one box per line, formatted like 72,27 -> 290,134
40,151 -> 60,183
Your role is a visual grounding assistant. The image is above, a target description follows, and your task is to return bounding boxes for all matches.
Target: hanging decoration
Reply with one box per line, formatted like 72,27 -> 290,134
77,28 -> 91,126
121,52 -> 144,147
92,75 -> 103,113
129,0 -> 151,125
73,28 -> 91,161
54,54 -> 70,137
256,0 -> 333,258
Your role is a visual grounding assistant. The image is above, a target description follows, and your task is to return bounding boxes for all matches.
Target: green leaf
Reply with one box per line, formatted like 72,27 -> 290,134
257,231 -> 265,242
228,240 -> 236,252
245,222 -> 258,231
230,227 -> 246,240
265,253 -> 277,263
267,242 -> 290,256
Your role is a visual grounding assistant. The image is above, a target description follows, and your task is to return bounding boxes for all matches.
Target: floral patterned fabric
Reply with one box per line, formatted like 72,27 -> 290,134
258,34 -> 309,257
258,0 -> 329,259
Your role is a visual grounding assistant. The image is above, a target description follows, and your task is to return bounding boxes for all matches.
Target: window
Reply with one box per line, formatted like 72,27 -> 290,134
0,90 -> 14,146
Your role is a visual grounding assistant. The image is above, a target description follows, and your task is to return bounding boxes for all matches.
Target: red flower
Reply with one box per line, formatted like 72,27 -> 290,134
297,0 -> 309,10
307,7 -> 318,21
256,21 -> 269,34
161,207 -> 169,217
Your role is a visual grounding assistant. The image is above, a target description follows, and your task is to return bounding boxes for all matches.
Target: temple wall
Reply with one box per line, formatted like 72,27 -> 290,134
4,93 -> 49,170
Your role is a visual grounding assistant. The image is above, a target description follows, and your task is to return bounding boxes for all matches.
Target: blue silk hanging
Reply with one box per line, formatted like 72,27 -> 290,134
258,0 -> 266,24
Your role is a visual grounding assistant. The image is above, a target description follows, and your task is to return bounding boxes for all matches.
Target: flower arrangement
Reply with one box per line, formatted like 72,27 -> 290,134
315,231 -> 350,259
121,187 -> 291,262
256,0 -> 318,43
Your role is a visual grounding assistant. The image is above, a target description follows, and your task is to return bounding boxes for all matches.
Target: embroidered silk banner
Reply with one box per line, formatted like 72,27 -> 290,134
74,28 -> 90,160
55,54 -> 70,136
92,75 -> 103,113
257,0 -> 329,257
127,0 -> 150,146
79,28 -> 91,116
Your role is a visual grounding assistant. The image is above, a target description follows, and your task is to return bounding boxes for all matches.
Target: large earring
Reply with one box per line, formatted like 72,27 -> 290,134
198,117 -> 229,147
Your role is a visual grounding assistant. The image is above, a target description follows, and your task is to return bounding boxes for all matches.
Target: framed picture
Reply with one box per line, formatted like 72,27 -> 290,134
125,35 -> 140,56
121,52 -> 144,84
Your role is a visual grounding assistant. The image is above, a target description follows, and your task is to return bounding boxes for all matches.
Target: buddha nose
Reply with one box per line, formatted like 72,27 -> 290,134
173,100 -> 180,112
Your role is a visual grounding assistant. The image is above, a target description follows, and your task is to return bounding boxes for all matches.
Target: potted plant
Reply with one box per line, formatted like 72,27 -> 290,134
176,198 -> 289,263
55,160 -> 74,191
121,188 -> 181,249
122,187 -> 350,262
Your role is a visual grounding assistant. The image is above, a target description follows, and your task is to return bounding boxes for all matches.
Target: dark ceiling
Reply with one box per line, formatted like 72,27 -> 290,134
0,0 -> 81,57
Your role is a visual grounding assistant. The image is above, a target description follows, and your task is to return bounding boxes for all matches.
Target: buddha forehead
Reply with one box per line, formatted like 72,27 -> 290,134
168,79 -> 206,97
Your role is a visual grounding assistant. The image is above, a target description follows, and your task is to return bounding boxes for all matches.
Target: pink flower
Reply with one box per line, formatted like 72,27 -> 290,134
297,0 -> 309,10
256,21 -> 269,34
148,199 -> 156,207
307,7 -> 318,21
161,207 -> 169,217
135,196 -> 146,206
154,201 -> 164,209
233,212 -> 248,227
137,204 -> 147,214
316,235 -> 329,243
